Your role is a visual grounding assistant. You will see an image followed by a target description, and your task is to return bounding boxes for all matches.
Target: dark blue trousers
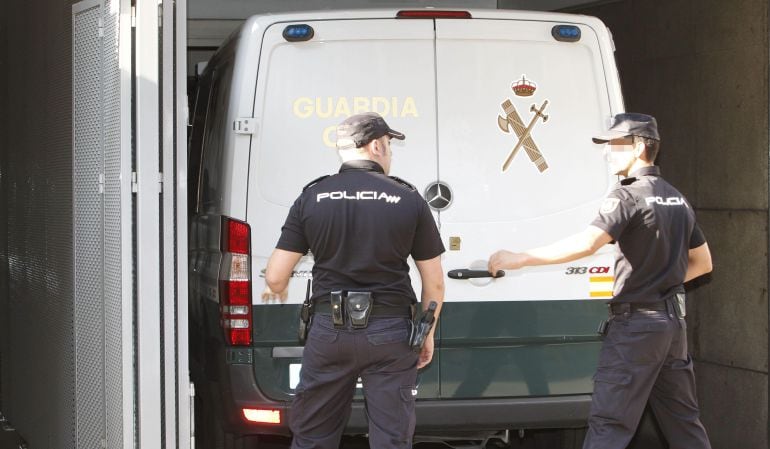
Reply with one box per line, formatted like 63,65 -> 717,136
290,314 -> 418,449
584,303 -> 711,449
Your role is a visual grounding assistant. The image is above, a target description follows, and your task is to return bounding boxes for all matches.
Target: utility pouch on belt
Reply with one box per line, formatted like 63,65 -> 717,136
345,291 -> 374,329
674,293 -> 686,319
410,301 -> 438,353
298,279 -> 313,345
330,291 -> 345,327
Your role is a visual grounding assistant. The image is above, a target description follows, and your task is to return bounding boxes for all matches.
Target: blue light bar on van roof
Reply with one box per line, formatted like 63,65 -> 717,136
283,24 -> 314,42
552,25 -> 581,42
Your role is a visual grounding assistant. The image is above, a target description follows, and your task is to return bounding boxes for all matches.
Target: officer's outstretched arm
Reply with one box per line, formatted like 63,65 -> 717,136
685,242 -> 713,282
488,225 -> 612,273
265,249 -> 304,294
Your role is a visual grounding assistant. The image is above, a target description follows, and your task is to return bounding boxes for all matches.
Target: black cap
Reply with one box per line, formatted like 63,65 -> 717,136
336,112 -> 405,150
592,113 -> 660,144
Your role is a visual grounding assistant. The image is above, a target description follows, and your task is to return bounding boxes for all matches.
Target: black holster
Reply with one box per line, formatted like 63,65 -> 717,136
674,293 -> 686,319
330,291 -> 345,327
597,319 -> 609,336
410,301 -> 437,352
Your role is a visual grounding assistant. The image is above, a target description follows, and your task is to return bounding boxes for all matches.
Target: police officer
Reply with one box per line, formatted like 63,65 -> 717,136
264,112 -> 445,449
488,113 -> 713,449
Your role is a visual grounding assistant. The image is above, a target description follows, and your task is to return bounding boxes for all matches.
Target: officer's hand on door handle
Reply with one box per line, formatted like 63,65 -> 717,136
488,250 -> 527,273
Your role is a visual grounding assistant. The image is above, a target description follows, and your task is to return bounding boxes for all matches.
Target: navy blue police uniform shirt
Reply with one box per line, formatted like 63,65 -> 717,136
276,160 -> 445,307
591,166 -> 706,304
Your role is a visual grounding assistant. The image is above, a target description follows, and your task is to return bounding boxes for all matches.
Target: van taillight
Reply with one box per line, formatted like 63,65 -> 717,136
396,10 -> 471,19
243,408 -> 281,424
220,217 -> 252,346
225,219 -> 250,254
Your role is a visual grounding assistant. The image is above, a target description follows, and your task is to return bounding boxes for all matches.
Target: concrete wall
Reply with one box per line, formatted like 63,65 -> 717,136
572,1 -> 769,448
0,0 -> 8,417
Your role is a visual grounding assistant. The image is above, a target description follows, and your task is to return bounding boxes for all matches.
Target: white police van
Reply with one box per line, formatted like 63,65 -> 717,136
188,7 -> 623,448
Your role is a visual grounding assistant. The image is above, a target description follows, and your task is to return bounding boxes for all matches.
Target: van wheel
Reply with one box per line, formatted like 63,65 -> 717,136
196,389 -> 228,449
214,417 -> 258,449
193,391 -> 218,449
560,427 -> 587,449
200,406 -> 224,449
232,435 -> 260,449
506,428 -> 587,449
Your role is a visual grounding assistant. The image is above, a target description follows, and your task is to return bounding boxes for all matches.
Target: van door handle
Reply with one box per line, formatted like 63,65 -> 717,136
447,269 -> 505,279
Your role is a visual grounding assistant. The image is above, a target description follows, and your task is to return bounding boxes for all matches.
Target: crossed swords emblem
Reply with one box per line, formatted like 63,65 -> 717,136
497,99 -> 550,172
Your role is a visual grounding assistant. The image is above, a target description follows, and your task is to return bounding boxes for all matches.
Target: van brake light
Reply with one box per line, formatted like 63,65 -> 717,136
220,217 -> 253,346
224,219 -> 250,254
396,10 -> 471,19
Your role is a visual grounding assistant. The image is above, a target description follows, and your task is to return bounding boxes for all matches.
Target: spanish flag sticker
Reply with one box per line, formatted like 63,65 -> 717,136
589,276 -> 614,298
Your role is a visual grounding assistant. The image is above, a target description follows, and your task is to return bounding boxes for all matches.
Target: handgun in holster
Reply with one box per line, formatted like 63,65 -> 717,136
410,301 -> 438,353
674,293 -> 686,319
298,279 -> 313,345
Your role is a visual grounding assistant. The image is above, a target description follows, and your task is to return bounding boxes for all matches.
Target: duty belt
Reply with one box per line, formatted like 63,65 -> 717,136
609,300 -> 668,315
314,300 -> 412,317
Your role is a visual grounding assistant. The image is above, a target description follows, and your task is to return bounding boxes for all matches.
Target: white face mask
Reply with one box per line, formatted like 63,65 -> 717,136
603,138 -> 638,176
606,150 -> 635,176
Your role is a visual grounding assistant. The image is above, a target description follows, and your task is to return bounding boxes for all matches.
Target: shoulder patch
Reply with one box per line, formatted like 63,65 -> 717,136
600,197 -> 621,214
302,175 -> 330,191
388,175 -> 416,191
620,176 -> 638,186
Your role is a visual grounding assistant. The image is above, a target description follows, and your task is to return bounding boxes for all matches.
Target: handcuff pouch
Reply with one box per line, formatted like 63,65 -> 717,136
345,291 -> 373,329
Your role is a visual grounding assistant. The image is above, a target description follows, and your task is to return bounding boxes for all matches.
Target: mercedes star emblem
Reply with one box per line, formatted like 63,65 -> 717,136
424,181 -> 453,211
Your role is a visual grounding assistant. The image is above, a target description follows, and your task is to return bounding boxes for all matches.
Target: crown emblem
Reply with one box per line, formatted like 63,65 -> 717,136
512,75 -> 537,97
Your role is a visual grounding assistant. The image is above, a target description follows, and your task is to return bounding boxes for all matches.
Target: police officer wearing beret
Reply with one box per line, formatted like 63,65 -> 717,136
488,113 -> 713,449
264,112 -> 445,449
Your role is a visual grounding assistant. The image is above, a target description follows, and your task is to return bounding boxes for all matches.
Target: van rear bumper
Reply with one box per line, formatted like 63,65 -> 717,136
371,395 -> 591,433
223,363 -> 591,436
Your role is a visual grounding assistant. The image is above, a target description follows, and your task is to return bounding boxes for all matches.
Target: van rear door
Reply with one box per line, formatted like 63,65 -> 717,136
247,18 -> 440,400
433,18 -> 619,398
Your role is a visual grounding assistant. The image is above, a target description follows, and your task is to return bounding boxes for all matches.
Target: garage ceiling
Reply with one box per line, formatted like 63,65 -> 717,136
189,0 -> 605,20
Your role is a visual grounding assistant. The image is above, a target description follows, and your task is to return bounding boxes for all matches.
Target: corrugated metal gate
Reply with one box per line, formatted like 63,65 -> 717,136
73,3 -> 107,447
72,0 -> 133,447
71,0 -> 191,447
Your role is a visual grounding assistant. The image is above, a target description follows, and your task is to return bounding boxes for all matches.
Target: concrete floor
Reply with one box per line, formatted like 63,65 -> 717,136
0,429 -> 663,449
0,415 -> 661,449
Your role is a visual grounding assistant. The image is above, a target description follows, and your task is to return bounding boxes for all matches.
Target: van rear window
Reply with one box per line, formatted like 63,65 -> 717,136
254,20 -> 437,207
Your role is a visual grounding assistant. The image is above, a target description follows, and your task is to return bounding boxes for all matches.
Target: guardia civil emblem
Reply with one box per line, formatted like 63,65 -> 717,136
497,75 -> 550,173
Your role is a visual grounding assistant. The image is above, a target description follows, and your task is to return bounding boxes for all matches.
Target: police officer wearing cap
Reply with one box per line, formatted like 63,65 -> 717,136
488,113 -> 713,449
264,112 -> 445,449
